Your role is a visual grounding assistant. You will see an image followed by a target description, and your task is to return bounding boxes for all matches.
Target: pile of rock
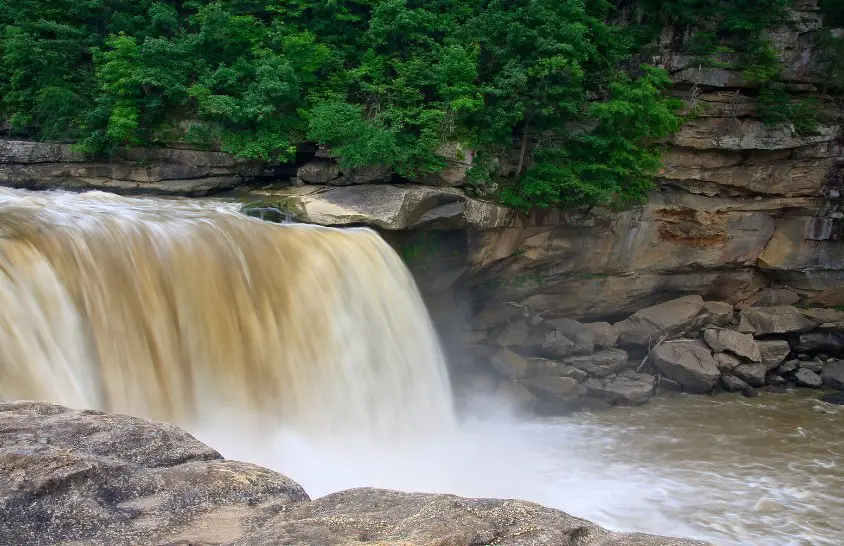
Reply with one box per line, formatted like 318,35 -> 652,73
464,295 -> 844,413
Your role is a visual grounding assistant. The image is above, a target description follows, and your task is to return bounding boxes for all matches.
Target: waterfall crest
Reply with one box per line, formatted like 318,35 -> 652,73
0,187 -> 456,442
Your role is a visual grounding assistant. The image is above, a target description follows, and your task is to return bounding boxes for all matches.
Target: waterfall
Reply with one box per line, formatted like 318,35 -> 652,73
0,187 -> 456,443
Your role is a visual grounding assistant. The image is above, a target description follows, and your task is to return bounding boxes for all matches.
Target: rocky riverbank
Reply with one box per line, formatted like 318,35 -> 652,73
0,401 -> 707,546
454,296 -> 844,414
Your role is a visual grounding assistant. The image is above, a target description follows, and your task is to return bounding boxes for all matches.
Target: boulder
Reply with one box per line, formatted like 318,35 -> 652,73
791,331 -> 844,355
584,372 -> 656,406
496,381 -> 538,413
701,301 -> 735,326
546,318 -> 595,355
721,374 -> 752,393
777,359 -> 800,375
233,488 -> 709,546
471,305 -> 522,330
736,288 -> 800,309
564,349 -> 630,378
650,340 -> 721,393
757,340 -> 791,371
767,375 -> 787,386
732,363 -> 767,388
715,352 -> 742,373
822,360 -> 844,389
583,322 -> 618,349
0,401 -> 309,546
520,377 -> 586,412
799,358 -> 824,373
794,368 -> 823,388
614,295 -> 706,345
337,164 -> 393,185
296,160 -> 341,184
737,306 -> 819,335
527,359 -> 589,382
491,348 -> 529,379
496,320 -> 530,347
703,328 -> 761,362
541,330 -> 577,359
259,184 -> 514,230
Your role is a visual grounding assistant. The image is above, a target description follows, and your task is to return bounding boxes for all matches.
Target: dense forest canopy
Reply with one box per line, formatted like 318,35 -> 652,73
0,1 -> 839,209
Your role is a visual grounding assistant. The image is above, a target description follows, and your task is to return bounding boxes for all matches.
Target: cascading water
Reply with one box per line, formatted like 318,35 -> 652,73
2,186 -> 842,546
0,187 -> 456,445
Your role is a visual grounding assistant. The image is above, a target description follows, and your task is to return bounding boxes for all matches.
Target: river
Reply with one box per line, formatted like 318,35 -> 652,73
197,390 -> 844,546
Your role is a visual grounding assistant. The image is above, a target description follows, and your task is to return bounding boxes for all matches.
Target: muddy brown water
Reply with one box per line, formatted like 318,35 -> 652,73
545,391 -> 844,545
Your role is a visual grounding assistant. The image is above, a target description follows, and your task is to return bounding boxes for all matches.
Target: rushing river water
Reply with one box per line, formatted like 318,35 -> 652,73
198,390 -> 844,546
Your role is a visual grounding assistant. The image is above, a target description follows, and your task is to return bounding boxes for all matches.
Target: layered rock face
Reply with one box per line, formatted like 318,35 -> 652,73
461,1 -> 842,319
0,401 -> 708,546
0,140 -> 292,196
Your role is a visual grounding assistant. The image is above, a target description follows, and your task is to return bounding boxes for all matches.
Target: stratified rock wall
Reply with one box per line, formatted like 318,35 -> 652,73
463,0 -> 843,320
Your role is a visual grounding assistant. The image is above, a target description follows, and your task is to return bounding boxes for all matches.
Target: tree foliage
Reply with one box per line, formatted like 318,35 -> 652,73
2,0 -> 685,209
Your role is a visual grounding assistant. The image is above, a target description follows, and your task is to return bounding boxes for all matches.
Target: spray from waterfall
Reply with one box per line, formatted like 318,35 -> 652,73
0,187 -> 456,444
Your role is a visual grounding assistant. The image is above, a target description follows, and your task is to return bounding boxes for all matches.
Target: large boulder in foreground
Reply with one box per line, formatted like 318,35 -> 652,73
0,401 -> 308,546
614,296 -> 705,346
650,340 -> 721,393
232,487 -> 708,546
0,401 -> 708,546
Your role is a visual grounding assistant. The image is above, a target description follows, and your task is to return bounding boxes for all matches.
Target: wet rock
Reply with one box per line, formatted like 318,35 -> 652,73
799,358 -> 824,373
757,340 -> 791,371
0,401 -> 309,546
791,331 -> 844,355
490,348 -> 529,379
742,387 -> 761,398
715,352 -> 742,373
656,375 -> 684,393
584,372 -> 656,406
650,340 -> 721,393
767,374 -> 787,386
794,368 -> 823,388
527,359 -> 589,382
231,487 -> 710,546
721,374 -> 751,393
703,328 -> 761,362
564,349 -> 630,378
541,329 -> 577,359
821,360 -> 844,389
495,381 -> 538,413
547,318 -> 595,355
732,363 -> 767,388
471,305 -> 522,330
496,320 -> 530,347
521,377 -> 586,414
614,296 -> 706,346
737,306 -> 819,335
819,391 -> 844,405
583,322 -> 618,349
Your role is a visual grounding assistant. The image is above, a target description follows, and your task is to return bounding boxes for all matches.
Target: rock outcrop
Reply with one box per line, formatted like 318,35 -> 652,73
0,401 -> 708,546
